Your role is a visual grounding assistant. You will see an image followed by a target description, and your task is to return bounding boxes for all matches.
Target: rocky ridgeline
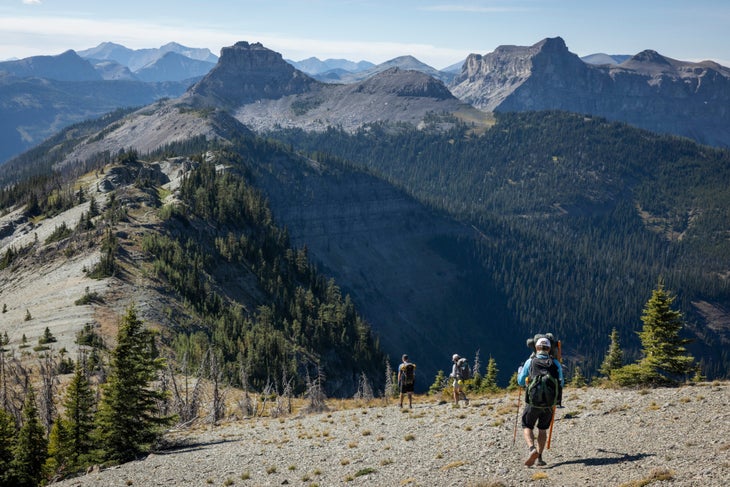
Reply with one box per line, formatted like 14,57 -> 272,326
53,382 -> 729,486
449,37 -> 730,147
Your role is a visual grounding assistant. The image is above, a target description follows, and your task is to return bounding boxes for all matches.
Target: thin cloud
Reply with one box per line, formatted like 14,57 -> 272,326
21,0 -> 43,5
0,14 -> 471,67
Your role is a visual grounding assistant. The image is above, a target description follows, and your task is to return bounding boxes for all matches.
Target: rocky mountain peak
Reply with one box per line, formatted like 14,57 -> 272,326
187,41 -> 318,107
533,36 -> 569,53
628,49 -> 671,65
356,67 -> 454,99
448,37 -> 730,147
450,37 -> 583,111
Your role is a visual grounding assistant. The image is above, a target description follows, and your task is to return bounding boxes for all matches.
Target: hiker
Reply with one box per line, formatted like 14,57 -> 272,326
397,354 -> 416,408
517,337 -> 564,467
450,353 -> 470,406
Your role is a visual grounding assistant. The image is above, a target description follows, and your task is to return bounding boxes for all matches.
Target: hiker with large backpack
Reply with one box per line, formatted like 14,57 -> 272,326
517,337 -> 564,467
450,354 -> 471,407
397,354 -> 416,409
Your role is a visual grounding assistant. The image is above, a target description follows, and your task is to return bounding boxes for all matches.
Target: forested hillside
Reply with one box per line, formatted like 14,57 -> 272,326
266,111 -> 730,379
1,132 -> 385,396
147,145 -> 384,394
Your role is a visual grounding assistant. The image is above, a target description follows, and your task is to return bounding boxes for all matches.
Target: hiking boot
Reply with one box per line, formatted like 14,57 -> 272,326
536,456 -> 546,467
525,447 -> 539,467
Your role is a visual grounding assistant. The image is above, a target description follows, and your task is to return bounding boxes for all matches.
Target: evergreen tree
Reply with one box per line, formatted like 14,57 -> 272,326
428,370 -> 447,395
636,280 -> 695,384
570,366 -> 587,387
482,356 -> 499,393
60,361 -> 96,472
599,328 -> 624,378
38,327 -> 56,345
0,408 -> 16,487
11,387 -> 48,487
94,305 -> 173,463
44,418 -> 71,479
613,280 -> 695,386
507,371 -> 519,391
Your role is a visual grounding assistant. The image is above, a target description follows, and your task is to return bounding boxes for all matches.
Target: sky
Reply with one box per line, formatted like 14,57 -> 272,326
1,0 -> 729,70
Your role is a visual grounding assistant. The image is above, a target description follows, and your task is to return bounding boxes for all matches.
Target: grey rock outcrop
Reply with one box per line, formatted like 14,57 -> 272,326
450,37 -> 730,147
186,41 -> 487,133
188,41 -> 319,108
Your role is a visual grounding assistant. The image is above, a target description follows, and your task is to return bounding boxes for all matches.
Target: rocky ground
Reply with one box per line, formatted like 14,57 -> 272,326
52,382 -> 729,487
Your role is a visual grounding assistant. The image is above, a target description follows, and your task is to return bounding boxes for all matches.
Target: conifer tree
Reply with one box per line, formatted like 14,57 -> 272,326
507,371 -> 519,391
636,280 -> 695,384
94,305 -> 173,463
61,360 -> 96,471
44,418 -> 71,479
482,356 -> 499,392
599,328 -> 624,378
0,408 -> 16,487
612,279 -> 695,386
428,370 -> 447,395
11,387 -> 48,487
570,366 -> 587,387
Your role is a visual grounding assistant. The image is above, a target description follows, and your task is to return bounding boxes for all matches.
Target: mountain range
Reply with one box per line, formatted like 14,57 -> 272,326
0,42 -> 220,164
2,37 -> 728,165
1,37 -> 729,393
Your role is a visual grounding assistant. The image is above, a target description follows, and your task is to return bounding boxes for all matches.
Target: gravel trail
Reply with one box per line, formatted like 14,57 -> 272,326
53,382 -> 729,487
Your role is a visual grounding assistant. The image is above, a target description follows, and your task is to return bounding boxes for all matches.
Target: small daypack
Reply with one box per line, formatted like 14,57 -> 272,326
457,358 -> 471,380
402,363 -> 415,385
525,356 -> 559,408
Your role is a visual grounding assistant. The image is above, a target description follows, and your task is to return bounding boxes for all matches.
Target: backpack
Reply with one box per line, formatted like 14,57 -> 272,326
526,333 -> 561,360
402,363 -> 415,385
457,358 -> 471,380
525,356 -> 559,408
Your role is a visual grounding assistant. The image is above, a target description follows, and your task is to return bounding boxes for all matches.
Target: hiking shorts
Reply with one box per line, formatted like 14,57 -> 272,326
399,382 -> 414,393
521,404 -> 554,430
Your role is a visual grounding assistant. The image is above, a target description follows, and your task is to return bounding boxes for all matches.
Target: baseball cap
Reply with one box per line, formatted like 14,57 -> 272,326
536,337 -> 551,349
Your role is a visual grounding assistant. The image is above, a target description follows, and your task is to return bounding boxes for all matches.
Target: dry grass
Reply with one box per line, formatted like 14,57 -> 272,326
440,460 -> 466,471
617,467 -> 674,487
467,481 -> 507,487
646,401 -> 660,411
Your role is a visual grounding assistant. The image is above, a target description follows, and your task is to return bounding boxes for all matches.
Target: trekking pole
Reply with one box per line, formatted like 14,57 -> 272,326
512,386 -> 521,445
547,340 -> 562,450
546,405 -> 556,449
513,375 -> 527,445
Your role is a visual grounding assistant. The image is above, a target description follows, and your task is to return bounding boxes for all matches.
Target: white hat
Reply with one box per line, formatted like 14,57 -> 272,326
536,337 -> 551,349
452,354 -> 460,361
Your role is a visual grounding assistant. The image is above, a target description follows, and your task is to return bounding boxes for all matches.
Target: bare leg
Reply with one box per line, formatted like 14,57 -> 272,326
523,427 -> 535,449
536,429 -> 547,454
523,427 -> 540,466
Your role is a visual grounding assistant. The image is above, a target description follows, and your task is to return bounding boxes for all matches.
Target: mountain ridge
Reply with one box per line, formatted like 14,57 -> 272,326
449,36 -> 730,147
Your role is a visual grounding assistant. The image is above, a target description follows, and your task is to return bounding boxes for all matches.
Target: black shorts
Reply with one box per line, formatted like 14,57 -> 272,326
521,404 -> 554,430
399,382 -> 414,393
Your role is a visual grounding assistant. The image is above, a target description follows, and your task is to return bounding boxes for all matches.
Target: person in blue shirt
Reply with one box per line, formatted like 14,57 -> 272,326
517,337 -> 564,467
